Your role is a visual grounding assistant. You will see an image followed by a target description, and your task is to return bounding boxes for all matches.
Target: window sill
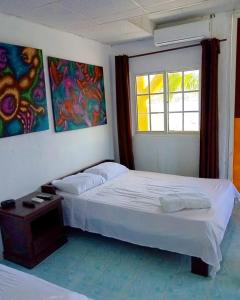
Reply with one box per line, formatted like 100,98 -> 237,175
134,131 -> 200,136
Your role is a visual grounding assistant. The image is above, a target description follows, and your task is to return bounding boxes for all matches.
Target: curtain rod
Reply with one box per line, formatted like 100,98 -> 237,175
129,39 -> 227,59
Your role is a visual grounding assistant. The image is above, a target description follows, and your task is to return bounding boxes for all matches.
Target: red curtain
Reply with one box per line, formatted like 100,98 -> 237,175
115,55 -> 135,169
199,38 -> 220,178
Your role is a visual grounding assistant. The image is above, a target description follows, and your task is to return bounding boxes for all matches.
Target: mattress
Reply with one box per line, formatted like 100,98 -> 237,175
58,170 -> 239,276
0,264 -> 92,300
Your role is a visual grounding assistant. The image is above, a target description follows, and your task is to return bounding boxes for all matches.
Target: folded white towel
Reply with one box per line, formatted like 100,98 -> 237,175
159,191 -> 211,213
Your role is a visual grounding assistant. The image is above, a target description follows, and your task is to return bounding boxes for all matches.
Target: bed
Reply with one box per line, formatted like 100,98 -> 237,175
42,161 -> 239,277
0,264 -> 92,300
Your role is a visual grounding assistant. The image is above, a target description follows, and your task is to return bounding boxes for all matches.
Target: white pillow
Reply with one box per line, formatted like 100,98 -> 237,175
52,173 -> 105,195
84,162 -> 129,180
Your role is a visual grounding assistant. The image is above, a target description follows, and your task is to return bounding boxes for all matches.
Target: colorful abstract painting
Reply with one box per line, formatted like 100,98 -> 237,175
48,56 -> 107,132
0,43 -> 48,138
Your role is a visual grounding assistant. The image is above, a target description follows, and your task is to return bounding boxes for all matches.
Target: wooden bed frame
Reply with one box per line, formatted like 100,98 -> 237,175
41,160 -> 209,277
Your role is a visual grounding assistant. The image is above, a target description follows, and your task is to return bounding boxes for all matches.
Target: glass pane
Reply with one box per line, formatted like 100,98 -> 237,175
184,70 -> 199,91
137,95 -> 149,114
169,93 -> 182,112
150,73 -> 164,93
150,94 -> 164,112
168,72 -> 182,92
136,75 -> 149,94
184,92 -> 199,111
151,113 -> 164,131
184,112 -> 199,131
138,114 -> 150,131
169,113 -> 183,131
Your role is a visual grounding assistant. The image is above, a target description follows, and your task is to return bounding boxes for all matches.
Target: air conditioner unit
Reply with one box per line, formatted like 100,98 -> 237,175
154,19 -> 211,47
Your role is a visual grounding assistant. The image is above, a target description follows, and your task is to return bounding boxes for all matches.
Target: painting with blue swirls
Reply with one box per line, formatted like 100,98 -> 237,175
0,42 -> 49,138
48,56 -> 107,132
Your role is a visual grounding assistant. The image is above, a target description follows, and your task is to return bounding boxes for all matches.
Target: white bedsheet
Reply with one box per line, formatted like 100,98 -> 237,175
59,170 -> 239,276
0,264 -> 92,300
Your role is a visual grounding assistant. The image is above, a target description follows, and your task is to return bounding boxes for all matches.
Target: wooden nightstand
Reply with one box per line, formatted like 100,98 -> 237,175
0,192 -> 67,268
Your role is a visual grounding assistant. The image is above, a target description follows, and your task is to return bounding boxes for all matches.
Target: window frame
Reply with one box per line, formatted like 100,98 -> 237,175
135,71 -> 165,132
134,67 -> 201,135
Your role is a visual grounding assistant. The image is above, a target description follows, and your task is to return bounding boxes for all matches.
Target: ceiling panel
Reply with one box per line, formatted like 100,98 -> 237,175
77,20 -> 151,43
58,0 -> 141,18
135,0 -> 177,7
139,0 -> 210,13
0,0 -> 56,16
95,7 -> 145,25
22,3 -> 89,29
64,20 -> 97,34
79,20 -> 143,35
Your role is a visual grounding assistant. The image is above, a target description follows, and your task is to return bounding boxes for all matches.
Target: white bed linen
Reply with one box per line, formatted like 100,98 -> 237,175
59,170 -> 239,276
158,186 -> 211,212
0,264 -> 92,300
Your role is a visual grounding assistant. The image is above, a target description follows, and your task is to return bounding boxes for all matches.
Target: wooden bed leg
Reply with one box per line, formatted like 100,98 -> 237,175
191,257 -> 209,277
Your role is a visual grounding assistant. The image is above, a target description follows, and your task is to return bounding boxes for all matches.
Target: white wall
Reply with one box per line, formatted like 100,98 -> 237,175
129,45 -> 201,177
0,13 -> 114,202
113,12 -> 233,178
212,12 -> 233,179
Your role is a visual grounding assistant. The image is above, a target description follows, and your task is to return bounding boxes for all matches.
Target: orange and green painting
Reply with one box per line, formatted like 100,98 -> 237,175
0,43 -> 48,138
48,56 -> 107,132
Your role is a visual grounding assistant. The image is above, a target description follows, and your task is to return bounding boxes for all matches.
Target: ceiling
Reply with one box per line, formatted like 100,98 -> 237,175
0,0 -> 239,45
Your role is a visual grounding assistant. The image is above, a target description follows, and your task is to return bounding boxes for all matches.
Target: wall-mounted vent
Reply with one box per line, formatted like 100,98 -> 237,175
154,19 -> 211,47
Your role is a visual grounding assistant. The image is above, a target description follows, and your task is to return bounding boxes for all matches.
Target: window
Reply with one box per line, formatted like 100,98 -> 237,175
136,70 -> 200,133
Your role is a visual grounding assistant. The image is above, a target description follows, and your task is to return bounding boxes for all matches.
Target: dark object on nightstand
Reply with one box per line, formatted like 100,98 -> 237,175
36,193 -> 53,201
0,192 -> 67,268
22,200 -> 35,208
1,199 -> 16,209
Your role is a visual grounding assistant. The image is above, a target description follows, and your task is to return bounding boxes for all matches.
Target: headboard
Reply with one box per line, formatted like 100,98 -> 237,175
41,159 -> 114,195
